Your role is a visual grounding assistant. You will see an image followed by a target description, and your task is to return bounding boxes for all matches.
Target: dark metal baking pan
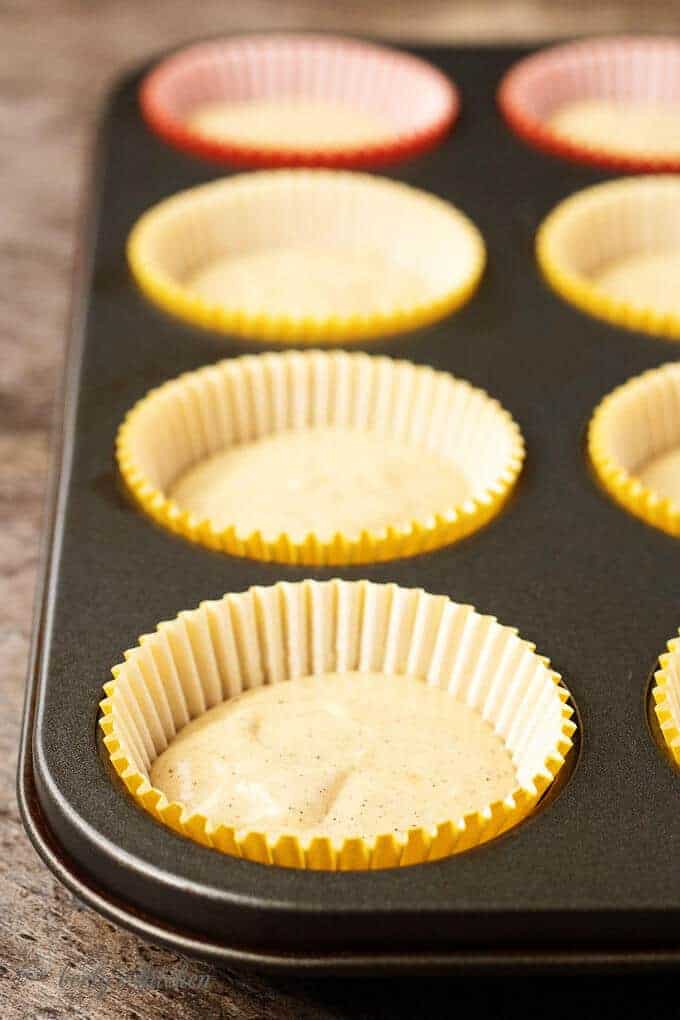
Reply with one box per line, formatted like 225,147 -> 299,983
18,41 -> 680,973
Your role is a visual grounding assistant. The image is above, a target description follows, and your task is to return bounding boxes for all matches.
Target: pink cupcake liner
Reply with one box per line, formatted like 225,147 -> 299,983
499,36 -> 680,172
140,34 -> 459,169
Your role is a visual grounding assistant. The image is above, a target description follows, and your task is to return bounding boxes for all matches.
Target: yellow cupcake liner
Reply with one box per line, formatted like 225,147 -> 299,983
116,350 -> 524,566
588,362 -> 680,537
99,579 -> 576,870
653,632 -> 680,766
537,176 -> 680,340
127,170 -> 485,343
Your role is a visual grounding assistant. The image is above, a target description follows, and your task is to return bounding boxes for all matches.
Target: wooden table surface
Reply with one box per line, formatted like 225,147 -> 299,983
3,2 -> 680,1015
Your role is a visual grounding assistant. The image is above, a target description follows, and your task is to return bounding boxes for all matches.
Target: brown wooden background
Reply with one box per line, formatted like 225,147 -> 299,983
3,2 -> 680,1015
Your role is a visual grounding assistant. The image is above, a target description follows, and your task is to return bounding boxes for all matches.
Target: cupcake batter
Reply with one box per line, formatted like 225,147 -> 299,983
548,98 -> 680,157
169,426 -> 470,541
594,250 -> 680,317
188,98 -> 396,150
187,247 -> 427,319
638,446 -> 680,504
149,671 -> 518,840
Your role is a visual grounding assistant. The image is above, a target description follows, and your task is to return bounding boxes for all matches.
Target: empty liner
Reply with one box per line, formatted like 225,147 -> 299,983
126,169 -> 485,343
499,36 -> 680,172
99,579 -> 576,870
589,362 -> 680,536
537,176 -> 680,340
116,350 -> 524,565
140,34 -> 458,168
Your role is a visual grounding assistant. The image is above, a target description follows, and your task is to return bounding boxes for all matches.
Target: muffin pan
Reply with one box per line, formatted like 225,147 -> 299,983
18,42 -> 680,973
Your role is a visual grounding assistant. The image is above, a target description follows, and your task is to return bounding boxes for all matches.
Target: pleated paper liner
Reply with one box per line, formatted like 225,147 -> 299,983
116,350 -> 524,566
499,36 -> 680,173
588,362 -> 680,537
537,176 -> 680,341
140,34 -> 458,169
127,170 -> 485,344
99,579 -> 576,870
653,632 -> 680,767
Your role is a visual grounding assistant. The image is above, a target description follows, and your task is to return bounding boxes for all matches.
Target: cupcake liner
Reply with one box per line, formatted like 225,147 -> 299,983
140,34 -> 458,169
116,350 -> 524,565
588,362 -> 680,536
499,36 -> 680,173
537,176 -> 680,340
99,579 -> 576,870
653,632 -> 680,766
127,169 -> 485,343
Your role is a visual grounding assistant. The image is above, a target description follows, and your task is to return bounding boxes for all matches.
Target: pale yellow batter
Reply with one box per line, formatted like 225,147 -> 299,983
187,247 -> 427,319
593,250 -> 680,317
169,427 -> 470,541
638,446 -> 680,504
548,98 -> 680,157
188,98 -> 396,150
149,671 -> 518,840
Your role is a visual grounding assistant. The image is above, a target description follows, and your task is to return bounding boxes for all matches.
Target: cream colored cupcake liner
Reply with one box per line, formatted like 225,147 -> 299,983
653,631 -> 680,767
588,362 -> 680,537
116,350 -> 524,565
127,170 -> 485,343
99,579 -> 576,870
537,176 -> 680,340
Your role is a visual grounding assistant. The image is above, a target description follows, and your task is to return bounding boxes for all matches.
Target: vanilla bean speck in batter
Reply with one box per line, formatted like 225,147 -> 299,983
169,427 -> 470,542
149,672 -> 518,841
